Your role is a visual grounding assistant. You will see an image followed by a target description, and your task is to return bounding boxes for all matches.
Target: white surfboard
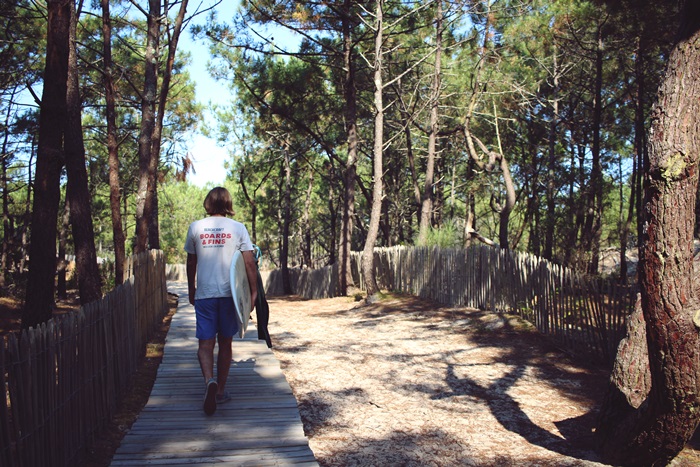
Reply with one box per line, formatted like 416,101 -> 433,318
229,250 -> 251,338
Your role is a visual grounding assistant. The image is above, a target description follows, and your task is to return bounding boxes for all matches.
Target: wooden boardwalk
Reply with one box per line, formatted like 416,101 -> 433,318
110,283 -> 318,466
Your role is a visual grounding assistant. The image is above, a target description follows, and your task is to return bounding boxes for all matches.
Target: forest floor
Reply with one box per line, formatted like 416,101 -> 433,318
1,289 -> 699,466
267,293 -> 700,467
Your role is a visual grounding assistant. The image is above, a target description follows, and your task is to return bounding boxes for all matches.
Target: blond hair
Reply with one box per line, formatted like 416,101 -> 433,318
203,187 -> 235,216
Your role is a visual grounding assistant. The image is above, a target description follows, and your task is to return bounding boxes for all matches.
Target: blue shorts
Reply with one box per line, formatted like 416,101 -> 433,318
194,297 -> 239,340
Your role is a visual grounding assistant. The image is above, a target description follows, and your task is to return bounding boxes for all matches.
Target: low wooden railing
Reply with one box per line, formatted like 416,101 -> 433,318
259,246 -> 631,365
168,245 -> 632,364
354,246 -> 631,365
0,250 -> 169,467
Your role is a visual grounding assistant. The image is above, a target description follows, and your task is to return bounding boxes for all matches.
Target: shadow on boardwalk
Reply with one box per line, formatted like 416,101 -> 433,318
110,283 -> 317,466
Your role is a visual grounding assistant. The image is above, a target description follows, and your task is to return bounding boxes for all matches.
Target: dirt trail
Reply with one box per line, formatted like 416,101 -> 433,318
265,294 -> 700,467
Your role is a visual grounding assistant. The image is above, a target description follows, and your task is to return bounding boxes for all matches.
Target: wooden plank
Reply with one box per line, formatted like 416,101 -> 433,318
110,283 -> 317,467
111,446 -> 317,466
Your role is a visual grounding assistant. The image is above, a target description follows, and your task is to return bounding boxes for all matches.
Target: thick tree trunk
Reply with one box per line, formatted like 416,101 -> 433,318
361,0 -> 384,298
101,0 -> 125,285
65,0 -> 101,304
23,0 -> 70,329
597,11 -> 700,464
597,296 -> 651,434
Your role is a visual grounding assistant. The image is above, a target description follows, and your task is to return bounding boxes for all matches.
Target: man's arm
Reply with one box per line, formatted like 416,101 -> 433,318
242,250 -> 258,311
186,253 -> 197,305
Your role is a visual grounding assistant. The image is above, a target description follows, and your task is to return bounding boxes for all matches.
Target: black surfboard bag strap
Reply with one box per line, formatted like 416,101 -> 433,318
252,245 -> 272,348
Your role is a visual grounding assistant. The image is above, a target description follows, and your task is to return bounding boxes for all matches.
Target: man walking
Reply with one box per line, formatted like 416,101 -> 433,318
185,187 -> 258,415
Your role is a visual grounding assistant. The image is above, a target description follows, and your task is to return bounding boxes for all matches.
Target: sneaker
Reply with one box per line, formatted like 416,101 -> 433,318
203,378 -> 218,415
216,391 -> 232,404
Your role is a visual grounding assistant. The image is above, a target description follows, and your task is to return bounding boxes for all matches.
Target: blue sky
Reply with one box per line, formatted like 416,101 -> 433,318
179,1 -> 240,187
180,1 -> 301,187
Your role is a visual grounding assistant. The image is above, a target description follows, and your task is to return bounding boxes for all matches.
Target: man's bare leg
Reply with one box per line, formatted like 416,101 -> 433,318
198,338 -> 218,414
198,338 -> 216,382
216,335 -> 233,395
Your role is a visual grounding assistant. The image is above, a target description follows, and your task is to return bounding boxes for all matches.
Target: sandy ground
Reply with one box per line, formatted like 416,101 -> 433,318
264,294 -> 700,467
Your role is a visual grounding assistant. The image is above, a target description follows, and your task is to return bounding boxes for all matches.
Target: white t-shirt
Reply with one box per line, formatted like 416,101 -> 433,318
184,216 -> 254,300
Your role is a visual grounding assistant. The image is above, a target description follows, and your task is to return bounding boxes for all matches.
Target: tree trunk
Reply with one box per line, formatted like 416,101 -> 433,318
23,0 -> 70,329
339,0 -> 358,295
497,151 -> 516,250
56,198 -> 70,300
584,29 -> 605,275
597,11 -> 700,464
417,0 -> 443,246
134,0 -> 160,254
65,0 -> 101,304
302,168 -> 313,268
1,90 -> 14,287
544,46 -> 559,261
327,162 -> 337,266
101,0 -> 125,285
621,35 -> 645,284
361,0 -> 384,298
239,169 -> 258,242
405,120 -> 421,224
280,146 -> 293,295
146,0 -> 188,251
19,147 -> 33,274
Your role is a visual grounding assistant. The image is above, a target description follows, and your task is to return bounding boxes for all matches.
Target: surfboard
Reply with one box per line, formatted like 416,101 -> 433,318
229,249 -> 251,338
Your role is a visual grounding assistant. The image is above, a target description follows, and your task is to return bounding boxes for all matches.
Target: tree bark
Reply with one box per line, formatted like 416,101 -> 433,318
327,162 -> 337,266
134,0 -> 160,254
583,29 -> 605,275
146,0 -> 189,251
65,0 -> 101,304
101,0 -> 125,285
239,168 -> 258,242
621,34 -> 645,284
340,0 -> 358,295
1,89 -> 14,287
56,198 -> 70,300
544,45 -> 559,261
497,149 -> 516,250
361,0 -> 384,298
280,145 -> 293,295
597,9 -> 700,464
417,0 -> 443,246
302,168 -> 313,268
23,0 -> 70,329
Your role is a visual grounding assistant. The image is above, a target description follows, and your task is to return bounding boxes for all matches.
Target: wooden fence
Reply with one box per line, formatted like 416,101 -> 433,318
171,244 -> 632,364
351,245 -> 632,365
263,264 -> 340,299
0,250 -> 169,467
265,245 -> 631,365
